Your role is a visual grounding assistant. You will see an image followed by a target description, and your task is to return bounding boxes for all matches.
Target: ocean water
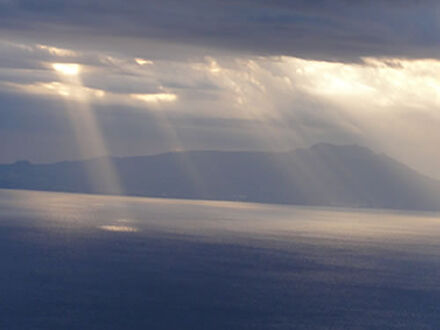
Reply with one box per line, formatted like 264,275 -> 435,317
1,189 -> 440,329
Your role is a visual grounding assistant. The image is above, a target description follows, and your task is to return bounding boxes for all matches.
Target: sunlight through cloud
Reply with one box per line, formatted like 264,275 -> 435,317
131,93 -> 177,103
37,44 -> 77,57
52,63 -> 80,76
135,57 -> 153,65
9,81 -> 105,100
50,58 -> 124,196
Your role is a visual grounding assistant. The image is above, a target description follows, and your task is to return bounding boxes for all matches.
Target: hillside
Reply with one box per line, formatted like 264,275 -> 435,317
1,144 -> 440,211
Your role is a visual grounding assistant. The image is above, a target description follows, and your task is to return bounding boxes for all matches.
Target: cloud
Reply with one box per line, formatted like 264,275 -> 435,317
0,1 -> 439,61
0,8 -> 440,180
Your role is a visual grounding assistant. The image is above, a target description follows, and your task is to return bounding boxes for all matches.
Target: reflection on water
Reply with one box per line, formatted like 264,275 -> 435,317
99,225 -> 139,232
1,189 -> 440,329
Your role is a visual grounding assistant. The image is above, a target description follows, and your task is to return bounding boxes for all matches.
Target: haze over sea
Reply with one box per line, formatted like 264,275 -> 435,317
2,189 -> 440,329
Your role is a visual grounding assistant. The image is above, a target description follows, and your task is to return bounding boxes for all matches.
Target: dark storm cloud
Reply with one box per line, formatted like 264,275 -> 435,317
0,0 -> 439,61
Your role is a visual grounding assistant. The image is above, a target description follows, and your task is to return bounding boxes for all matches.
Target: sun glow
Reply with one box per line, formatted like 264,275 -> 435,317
52,63 -> 80,76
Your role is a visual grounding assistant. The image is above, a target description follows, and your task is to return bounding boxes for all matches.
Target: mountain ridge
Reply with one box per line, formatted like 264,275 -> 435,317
1,144 -> 439,211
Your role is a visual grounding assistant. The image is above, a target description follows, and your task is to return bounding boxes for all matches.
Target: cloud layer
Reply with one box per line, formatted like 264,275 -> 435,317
1,1 -> 440,61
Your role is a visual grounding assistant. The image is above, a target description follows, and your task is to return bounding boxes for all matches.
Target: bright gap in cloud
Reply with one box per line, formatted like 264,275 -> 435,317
38,44 -> 77,57
52,63 -> 80,76
131,93 -> 177,103
135,57 -> 153,65
9,81 -> 105,99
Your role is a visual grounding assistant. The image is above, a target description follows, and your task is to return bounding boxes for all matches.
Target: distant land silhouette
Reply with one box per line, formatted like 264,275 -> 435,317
1,143 -> 440,211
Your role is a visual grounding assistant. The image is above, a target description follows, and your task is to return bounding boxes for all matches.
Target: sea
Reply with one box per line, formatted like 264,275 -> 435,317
1,189 -> 440,329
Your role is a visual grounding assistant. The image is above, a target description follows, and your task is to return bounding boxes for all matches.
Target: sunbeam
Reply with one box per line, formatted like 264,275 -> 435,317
51,62 -> 123,197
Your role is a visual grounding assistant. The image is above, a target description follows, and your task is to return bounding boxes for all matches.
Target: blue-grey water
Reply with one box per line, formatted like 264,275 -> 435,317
1,189 -> 440,329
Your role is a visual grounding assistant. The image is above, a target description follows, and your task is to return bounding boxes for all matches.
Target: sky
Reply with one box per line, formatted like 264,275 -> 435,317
1,0 -> 440,179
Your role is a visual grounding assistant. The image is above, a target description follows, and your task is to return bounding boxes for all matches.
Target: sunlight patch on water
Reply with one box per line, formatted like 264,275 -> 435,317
99,225 -> 139,233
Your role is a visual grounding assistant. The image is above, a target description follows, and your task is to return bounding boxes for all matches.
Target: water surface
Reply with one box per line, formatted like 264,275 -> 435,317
1,189 -> 440,329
